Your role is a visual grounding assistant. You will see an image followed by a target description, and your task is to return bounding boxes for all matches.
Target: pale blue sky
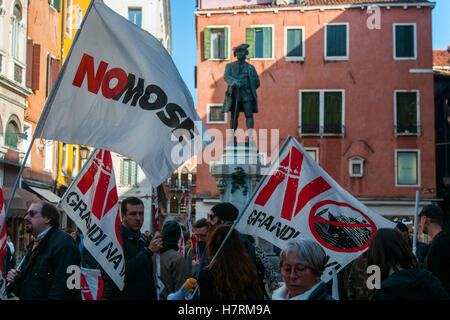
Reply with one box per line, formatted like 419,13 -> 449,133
171,0 -> 450,102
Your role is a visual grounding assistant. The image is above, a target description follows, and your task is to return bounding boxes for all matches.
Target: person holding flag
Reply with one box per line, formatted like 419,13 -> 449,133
101,197 -> 163,300
6,202 -> 81,300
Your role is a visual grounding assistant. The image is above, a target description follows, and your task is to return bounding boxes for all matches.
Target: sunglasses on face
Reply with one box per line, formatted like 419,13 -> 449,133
208,214 -> 216,220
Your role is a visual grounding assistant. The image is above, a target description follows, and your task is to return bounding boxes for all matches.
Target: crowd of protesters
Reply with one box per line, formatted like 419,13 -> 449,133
2,198 -> 450,300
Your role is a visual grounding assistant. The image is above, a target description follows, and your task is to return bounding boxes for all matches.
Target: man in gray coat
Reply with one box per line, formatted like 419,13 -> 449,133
223,43 -> 260,135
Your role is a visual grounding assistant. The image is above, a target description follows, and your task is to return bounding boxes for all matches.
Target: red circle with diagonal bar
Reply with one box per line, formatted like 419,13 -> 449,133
308,200 -> 377,253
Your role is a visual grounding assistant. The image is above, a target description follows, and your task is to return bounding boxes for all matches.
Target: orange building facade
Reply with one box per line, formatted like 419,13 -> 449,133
194,0 -> 438,220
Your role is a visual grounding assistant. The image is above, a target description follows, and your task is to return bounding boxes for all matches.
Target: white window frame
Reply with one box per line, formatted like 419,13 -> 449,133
206,25 -> 230,61
393,23 -> 417,60
349,156 -> 365,178
72,146 -> 78,178
394,90 -> 420,136
65,0 -> 72,38
44,140 -> 53,173
75,5 -> 82,30
206,104 -> 227,124
324,22 -> 349,61
284,26 -> 305,61
249,24 -> 275,61
395,149 -> 420,187
305,147 -> 319,164
298,89 -> 346,137
0,51 -> 5,76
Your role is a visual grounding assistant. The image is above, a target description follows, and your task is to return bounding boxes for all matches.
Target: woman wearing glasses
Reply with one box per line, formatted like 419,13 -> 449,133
272,239 -> 333,300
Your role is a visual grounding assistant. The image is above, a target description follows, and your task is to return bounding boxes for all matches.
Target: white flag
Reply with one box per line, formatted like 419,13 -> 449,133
36,0 -> 210,187
235,136 -> 395,283
60,149 -> 124,290
80,268 -> 104,300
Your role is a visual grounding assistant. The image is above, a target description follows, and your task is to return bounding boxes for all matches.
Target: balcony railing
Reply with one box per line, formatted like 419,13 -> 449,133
299,124 -> 345,137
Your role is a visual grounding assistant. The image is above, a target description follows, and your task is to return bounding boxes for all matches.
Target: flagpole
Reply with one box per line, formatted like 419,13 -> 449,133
191,136 -> 291,299
0,0 -> 98,244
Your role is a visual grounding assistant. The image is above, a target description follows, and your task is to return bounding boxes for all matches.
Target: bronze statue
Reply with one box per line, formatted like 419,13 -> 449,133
223,44 -> 260,136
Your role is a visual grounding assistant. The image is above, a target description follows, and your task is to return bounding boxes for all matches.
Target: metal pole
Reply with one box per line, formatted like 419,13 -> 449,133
412,190 -> 420,256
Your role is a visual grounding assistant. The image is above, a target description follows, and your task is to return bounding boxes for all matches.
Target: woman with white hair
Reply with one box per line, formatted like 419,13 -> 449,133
272,239 -> 333,300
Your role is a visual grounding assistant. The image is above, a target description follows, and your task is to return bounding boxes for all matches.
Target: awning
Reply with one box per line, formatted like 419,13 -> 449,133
1,187 -> 41,218
28,186 -> 60,204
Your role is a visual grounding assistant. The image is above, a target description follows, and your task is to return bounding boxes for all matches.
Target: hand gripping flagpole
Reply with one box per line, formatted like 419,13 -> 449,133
0,0 -> 97,251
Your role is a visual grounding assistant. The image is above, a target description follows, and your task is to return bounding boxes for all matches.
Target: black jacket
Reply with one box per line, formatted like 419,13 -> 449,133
424,231 -> 450,294
101,225 -> 156,300
370,268 -> 449,300
9,227 -> 81,300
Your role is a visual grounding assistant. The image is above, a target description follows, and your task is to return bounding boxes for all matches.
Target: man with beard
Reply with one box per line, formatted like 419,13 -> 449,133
6,202 -> 81,300
101,197 -> 163,300
185,218 -> 208,276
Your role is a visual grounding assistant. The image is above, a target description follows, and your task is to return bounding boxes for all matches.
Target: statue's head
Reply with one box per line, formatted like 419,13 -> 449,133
233,43 -> 249,60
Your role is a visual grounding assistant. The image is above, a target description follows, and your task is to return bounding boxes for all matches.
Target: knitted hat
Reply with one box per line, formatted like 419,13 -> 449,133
162,220 -> 181,246
211,202 -> 239,223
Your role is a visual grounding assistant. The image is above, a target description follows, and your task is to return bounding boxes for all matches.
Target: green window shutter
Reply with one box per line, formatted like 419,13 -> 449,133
54,0 -> 61,12
397,152 -> 418,185
122,160 -> 130,185
301,92 -> 320,133
324,92 -> 342,134
130,161 -> 137,185
246,28 -> 255,59
287,29 -> 303,57
224,27 -> 229,59
327,25 -> 347,57
204,28 -> 211,60
395,25 -> 414,58
262,27 -> 272,58
396,92 -> 417,133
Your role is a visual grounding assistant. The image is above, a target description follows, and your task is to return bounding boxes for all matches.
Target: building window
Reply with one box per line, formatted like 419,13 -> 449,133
61,143 -> 68,176
14,62 -> 23,83
349,156 -> 365,178
5,121 -> 19,149
128,8 -> 142,28
46,54 -> 61,97
0,54 -> 4,74
44,140 -> 53,172
49,0 -> 61,12
23,123 -> 32,167
170,196 -> 178,214
325,23 -> 349,60
72,146 -> 78,178
394,23 -> 416,60
207,104 -> 226,124
395,91 -> 420,135
66,0 -> 72,36
299,90 -> 345,136
203,26 -> 229,60
396,150 -> 419,186
122,159 -> 138,185
305,148 -> 319,163
75,5 -> 83,30
11,4 -> 21,59
246,26 -> 273,59
285,27 -> 304,61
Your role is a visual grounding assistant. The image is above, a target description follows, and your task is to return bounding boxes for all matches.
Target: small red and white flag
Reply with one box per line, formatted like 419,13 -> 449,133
60,149 -> 124,290
153,189 -> 164,299
235,136 -> 394,283
0,188 -> 7,300
80,268 -> 104,300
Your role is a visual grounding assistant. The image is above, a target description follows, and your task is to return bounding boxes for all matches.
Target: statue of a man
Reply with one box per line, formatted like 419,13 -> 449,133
223,44 -> 260,136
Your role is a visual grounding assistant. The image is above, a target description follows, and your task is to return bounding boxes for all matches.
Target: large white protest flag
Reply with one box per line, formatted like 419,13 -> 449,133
36,0 -> 210,187
60,149 -> 124,290
235,136 -> 395,283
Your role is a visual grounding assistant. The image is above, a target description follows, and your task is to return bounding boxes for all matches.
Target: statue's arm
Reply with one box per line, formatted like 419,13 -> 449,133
224,64 -> 240,87
253,66 -> 260,89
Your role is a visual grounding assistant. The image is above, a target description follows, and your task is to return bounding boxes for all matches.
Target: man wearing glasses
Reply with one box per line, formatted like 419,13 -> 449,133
185,218 -> 208,276
6,202 -> 81,300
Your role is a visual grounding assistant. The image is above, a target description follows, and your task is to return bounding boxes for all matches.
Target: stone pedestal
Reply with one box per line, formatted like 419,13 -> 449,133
210,139 -> 281,282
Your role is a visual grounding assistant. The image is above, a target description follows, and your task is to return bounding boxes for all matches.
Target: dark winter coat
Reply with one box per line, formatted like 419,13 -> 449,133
370,268 -> 449,300
9,227 -> 81,300
424,231 -> 450,294
101,225 -> 156,300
